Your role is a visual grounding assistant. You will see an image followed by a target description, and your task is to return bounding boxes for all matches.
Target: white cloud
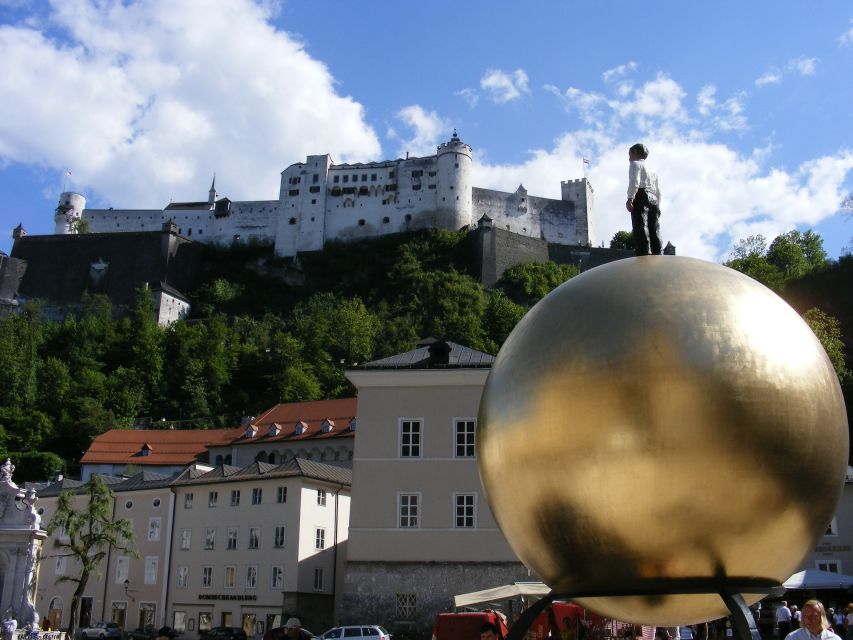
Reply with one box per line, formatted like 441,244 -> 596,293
388,105 -> 449,158
755,71 -> 782,87
788,56 -> 818,75
0,0 -> 381,208
602,61 -> 637,84
756,56 -> 818,87
840,19 -> 853,46
485,72 -> 852,260
455,87 -> 479,108
480,68 -> 530,104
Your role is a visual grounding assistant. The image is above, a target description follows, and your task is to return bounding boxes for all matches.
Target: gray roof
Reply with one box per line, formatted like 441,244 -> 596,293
173,458 -> 352,487
359,338 -> 494,370
112,470 -> 177,492
36,475 -> 125,498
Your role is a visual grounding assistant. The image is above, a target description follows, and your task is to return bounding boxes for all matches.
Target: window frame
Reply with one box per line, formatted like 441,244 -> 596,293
314,527 -> 326,550
454,418 -> 477,458
454,492 -> 477,529
399,418 -> 423,458
398,492 -> 421,529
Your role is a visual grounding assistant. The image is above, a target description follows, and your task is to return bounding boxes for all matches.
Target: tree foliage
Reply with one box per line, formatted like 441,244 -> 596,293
46,476 -> 138,636
725,230 -> 829,291
610,230 -> 635,251
803,308 -> 850,383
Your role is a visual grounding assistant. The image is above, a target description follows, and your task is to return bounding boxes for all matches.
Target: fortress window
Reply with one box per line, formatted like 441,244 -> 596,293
311,199 -> 316,205
383,217 -> 390,223
343,175 -> 349,183
362,174 -> 368,181
371,174 -> 377,181
358,219 -> 365,226
289,189 -> 299,196
359,187 -> 368,195
352,175 -> 358,182
412,184 -> 421,191
199,229 -> 203,235
333,175 -> 340,184
429,171 -> 436,177
428,184 -> 436,190
405,214 -> 412,222
389,170 -> 395,179
331,187 -> 341,196
313,174 -> 319,183
289,218 -> 297,225
309,186 -> 320,193
411,170 -> 423,178
449,185 -> 454,190
455,163 -> 459,168
188,228 -> 192,236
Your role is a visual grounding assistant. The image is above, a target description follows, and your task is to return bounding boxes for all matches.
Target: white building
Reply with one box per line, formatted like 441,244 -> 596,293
53,133 -> 594,257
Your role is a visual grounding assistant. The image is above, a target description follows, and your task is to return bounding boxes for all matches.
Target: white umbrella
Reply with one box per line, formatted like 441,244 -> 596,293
783,570 -> 853,590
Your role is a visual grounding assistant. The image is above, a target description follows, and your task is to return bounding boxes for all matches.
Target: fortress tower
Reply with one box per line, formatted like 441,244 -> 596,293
436,130 -> 473,230
54,192 -> 86,235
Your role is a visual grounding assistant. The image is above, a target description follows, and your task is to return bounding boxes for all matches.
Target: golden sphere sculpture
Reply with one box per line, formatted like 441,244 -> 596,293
478,256 -> 848,626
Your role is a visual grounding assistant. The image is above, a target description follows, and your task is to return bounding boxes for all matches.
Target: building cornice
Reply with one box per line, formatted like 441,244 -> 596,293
346,368 -> 490,388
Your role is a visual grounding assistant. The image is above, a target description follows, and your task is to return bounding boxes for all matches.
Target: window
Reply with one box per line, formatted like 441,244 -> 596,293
184,493 -> 193,509
116,556 -> 130,583
204,528 -> 215,550
201,566 -> 212,588
274,525 -> 286,548
208,491 -> 218,507
309,186 -> 320,193
125,500 -> 133,509
226,527 -> 238,550
455,419 -> 476,457
455,493 -> 476,528
412,184 -> 421,191
271,566 -> 284,589
396,593 -> 417,620
148,517 -> 161,541
400,419 -> 422,457
313,568 -> 324,591
389,170 -> 395,179
313,174 -> 319,183
246,566 -> 258,589
180,529 -> 191,550
249,527 -> 260,549
317,489 -> 327,506
826,518 -> 839,536
314,528 -> 326,550
411,170 -> 423,178
224,566 -> 236,589
399,493 -> 420,528
382,216 -> 390,223
371,174 -> 377,181
230,490 -> 241,506
277,486 -> 287,503
174,611 -> 187,633
177,566 -> 188,589
144,556 -> 158,585
343,175 -> 349,183
817,561 -> 841,573
55,556 -> 67,575
252,488 -> 263,505
289,189 -> 299,196
333,175 -> 339,184
362,174 -> 367,181
153,498 -> 161,508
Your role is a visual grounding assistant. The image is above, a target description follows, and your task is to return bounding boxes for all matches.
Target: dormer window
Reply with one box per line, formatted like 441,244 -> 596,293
295,421 -> 308,436
269,423 -> 281,437
244,425 -> 257,439
321,419 -> 334,434
141,443 -> 153,457
349,418 -> 357,432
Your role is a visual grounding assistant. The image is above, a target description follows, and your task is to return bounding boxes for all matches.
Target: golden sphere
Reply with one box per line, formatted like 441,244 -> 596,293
478,256 -> 848,626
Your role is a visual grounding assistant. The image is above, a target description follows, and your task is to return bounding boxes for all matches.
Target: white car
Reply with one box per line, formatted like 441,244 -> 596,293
78,622 -> 123,640
318,627 -> 392,640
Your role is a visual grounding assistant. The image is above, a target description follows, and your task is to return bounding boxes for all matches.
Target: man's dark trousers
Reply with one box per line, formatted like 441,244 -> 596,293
631,187 -> 662,256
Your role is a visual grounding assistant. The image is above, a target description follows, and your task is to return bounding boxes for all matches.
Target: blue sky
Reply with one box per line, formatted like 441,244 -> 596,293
1,0 -> 851,260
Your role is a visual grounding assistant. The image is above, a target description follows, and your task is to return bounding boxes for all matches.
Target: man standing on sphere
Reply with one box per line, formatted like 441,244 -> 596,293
785,600 -> 841,640
626,143 -> 662,256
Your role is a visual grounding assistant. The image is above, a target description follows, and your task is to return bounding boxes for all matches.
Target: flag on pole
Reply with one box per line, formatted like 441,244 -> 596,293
65,169 -> 72,176
582,158 -> 590,167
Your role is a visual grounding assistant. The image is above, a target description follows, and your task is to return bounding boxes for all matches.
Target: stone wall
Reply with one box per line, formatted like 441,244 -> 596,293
340,561 -> 532,640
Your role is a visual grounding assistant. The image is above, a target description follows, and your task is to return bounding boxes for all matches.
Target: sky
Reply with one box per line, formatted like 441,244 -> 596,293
0,0 -> 852,261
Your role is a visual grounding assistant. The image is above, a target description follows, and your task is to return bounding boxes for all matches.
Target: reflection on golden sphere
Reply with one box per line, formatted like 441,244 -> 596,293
478,256 -> 848,626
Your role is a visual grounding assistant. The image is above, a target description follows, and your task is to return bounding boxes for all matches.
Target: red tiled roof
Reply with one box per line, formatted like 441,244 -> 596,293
81,428 -> 240,465
227,398 -> 357,447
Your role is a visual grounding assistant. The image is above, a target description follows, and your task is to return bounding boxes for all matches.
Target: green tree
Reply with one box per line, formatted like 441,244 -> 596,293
767,232 -> 809,279
2,451 -> 64,483
610,230 -> 635,251
126,286 -> 165,412
803,308 -> 850,383
46,476 -> 138,637
497,262 -> 579,307
484,290 -> 526,352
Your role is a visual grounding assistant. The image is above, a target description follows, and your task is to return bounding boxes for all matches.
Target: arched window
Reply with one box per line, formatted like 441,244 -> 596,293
256,451 -> 267,463
215,455 -> 224,466
224,455 -> 232,465
268,452 -> 277,464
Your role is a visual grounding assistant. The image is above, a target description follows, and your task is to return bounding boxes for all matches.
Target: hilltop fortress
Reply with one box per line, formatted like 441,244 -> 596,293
53,132 -> 595,256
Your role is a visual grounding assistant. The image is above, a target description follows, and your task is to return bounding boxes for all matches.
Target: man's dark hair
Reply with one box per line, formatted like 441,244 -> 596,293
629,143 -> 649,159
480,623 -> 500,636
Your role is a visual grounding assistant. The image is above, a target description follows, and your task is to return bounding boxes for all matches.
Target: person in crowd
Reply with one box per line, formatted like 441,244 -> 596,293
785,600 -> 841,640
778,601 -> 793,638
792,606 -> 801,630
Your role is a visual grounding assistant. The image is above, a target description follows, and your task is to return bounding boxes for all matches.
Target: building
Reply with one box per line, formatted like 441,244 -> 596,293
206,398 -> 357,468
51,133 -> 594,257
80,429 -> 237,480
341,339 -> 531,638
166,459 -> 351,636
801,467 -> 853,574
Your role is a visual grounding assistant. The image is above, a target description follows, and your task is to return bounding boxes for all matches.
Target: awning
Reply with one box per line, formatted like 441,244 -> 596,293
783,570 -> 853,590
454,582 -> 551,609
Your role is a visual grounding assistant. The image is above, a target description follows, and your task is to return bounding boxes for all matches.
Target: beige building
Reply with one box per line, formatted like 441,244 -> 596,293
166,459 -> 351,638
801,467 -> 853,575
341,339 -> 530,638
35,473 -> 170,631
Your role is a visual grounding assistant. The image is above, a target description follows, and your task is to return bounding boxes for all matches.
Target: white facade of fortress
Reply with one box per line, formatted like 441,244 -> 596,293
54,133 -> 595,256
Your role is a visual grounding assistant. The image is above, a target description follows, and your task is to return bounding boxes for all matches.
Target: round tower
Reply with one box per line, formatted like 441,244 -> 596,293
436,130 -> 473,230
54,192 -> 86,234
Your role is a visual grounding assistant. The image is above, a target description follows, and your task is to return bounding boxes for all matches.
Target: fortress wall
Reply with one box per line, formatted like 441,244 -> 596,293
84,209 -> 162,233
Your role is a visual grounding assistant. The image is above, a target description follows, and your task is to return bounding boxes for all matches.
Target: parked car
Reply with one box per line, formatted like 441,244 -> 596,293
78,622 -> 123,640
263,626 -> 314,640
318,627 -> 391,640
199,627 -> 248,640
125,626 -> 182,640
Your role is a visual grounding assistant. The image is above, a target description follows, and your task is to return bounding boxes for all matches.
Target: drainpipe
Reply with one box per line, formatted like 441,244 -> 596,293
160,490 -> 176,628
102,493 -> 118,623
331,483 -> 344,624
